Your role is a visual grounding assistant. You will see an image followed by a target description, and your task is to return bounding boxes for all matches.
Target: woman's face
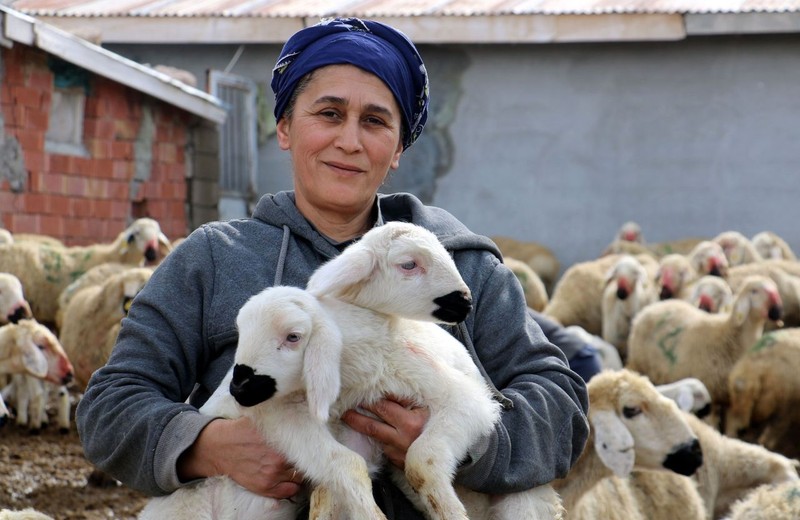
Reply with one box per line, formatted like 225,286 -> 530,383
277,64 -> 404,219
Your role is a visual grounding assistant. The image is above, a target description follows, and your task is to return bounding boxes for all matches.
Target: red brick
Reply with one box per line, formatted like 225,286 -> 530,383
109,181 -> 129,200
86,138 -> 112,159
111,199 -> 130,219
40,172 -> 65,193
23,151 -> 46,174
110,141 -> 133,160
24,107 -> 50,131
112,160 -> 133,180
11,87 -> 42,109
86,178 -> 109,198
2,61 -> 26,86
7,213 -> 39,233
158,142 -> 177,164
5,105 -> 26,127
21,193 -> 47,213
48,194 -> 71,215
93,199 -> 113,219
64,217 -> 88,237
0,192 -> 15,212
108,95 -> 132,119
113,119 -> 138,140
65,176 -> 87,197
40,214 -> 64,237
28,69 -> 54,91
15,129 -> 45,153
84,118 -> 116,138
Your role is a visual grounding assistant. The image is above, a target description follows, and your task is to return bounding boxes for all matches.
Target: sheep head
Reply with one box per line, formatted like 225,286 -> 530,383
230,286 -> 343,422
656,254 -> 696,300
116,218 -> 172,267
306,222 -> 472,324
604,255 -> 648,301
588,369 -> 703,478
731,275 -> 783,326
0,273 -> 33,324
689,241 -> 730,278
688,275 -> 733,314
12,319 -> 73,385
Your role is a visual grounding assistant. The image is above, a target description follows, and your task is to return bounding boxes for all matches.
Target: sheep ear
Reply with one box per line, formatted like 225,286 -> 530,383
21,348 -> 48,379
307,247 -> 376,296
158,232 -> 173,253
302,311 -> 343,422
604,265 -> 617,285
734,295 -> 750,326
591,409 -> 635,477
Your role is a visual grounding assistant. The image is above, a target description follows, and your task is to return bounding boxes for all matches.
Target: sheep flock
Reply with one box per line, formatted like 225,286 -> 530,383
2,218 -> 800,519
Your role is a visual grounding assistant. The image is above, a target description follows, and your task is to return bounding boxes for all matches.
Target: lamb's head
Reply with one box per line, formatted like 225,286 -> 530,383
714,230 -> 762,266
0,273 -> 33,324
229,286 -> 343,422
656,377 -> 712,418
604,255 -> 648,301
752,231 -> 792,260
306,222 -> 472,324
656,254 -> 696,300
14,320 -> 73,385
689,241 -> 729,278
617,221 -> 644,243
587,369 -> 703,478
731,275 -> 783,326
105,268 -> 153,317
116,218 -> 172,267
688,275 -> 733,314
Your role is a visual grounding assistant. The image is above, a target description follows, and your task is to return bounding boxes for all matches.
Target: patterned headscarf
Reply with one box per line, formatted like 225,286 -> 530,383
271,17 -> 429,150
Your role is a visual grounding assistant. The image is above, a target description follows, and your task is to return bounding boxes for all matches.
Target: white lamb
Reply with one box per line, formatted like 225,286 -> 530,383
626,275 -> 783,428
504,255 -> 549,311
751,231 -> 797,261
552,369 -> 704,518
712,231 -> 762,267
723,480 -> 800,520
0,272 -> 33,325
0,218 -> 171,325
600,254 -> 656,358
656,377 -> 712,418
142,222 -> 562,520
685,275 -> 734,314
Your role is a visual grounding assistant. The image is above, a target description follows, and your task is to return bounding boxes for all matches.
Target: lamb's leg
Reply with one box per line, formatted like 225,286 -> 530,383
489,485 -> 565,520
252,405 -> 387,520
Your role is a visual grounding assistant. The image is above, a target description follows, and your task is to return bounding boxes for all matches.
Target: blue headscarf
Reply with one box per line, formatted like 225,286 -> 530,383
271,17 -> 429,150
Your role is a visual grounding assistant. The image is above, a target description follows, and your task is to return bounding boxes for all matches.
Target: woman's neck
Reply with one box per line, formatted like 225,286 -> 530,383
299,200 -> 377,243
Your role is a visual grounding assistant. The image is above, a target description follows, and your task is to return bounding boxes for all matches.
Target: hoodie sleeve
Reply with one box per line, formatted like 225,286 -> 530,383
453,251 -> 590,493
76,226 -> 221,496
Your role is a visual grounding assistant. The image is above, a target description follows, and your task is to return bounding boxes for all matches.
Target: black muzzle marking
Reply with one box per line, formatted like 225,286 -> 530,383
144,246 -> 157,263
230,364 -> 277,407
663,438 -> 703,476
769,305 -> 783,322
8,306 -> 29,324
616,287 -> 629,300
432,291 -> 472,323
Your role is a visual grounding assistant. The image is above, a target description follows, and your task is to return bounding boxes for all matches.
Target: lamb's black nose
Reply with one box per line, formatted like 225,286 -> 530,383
433,291 -> 472,324
230,364 -> 277,407
663,438 -> 703,476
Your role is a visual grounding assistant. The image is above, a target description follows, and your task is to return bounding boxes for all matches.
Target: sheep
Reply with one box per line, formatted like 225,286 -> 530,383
0,218 -> 170,325
9,233 -> 64,248
54,262 -> 132,330
503,255 -> 549,311
490,235 -> 560,295
687,240 -> 730,279
601,221 -> 655,258
0,229 -> 12,245
684,412 -> 799,520
544,253 -> 658,336
58,266 -> 152,390
723,480 -> 800,520
752,231 -> 797,261
143,222 -> 563,520
551,369 -> 703,517
0,319 -> 73,433
655,253 -> 699,300
0,509 -> 56,520
0,272 -> 33,324
725,328 -> 800,459
685,275 -> 734,314
600,254 -> 657,358
648,236 -> 708,258
626,275 -> 783,427
727,261 -> 800,329
713,231 -> 762,267
656,377 -> 712,418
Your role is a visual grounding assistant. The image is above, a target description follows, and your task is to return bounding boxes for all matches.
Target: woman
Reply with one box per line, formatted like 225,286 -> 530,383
76,17 -> 589,518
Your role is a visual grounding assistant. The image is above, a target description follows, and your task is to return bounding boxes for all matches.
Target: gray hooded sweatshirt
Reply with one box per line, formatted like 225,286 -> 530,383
76,191 -> 589,517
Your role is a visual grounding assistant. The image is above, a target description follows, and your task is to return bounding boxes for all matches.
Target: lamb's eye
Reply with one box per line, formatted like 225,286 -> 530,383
400,261 -> 417,271
622,406 -> 641,419
286,333 -> 301,343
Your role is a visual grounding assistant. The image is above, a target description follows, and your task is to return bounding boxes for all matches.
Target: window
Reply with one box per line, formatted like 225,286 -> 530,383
45,86 -> 87,155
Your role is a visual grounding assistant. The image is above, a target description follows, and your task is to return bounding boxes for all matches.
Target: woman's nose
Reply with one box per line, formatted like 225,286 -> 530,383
335,118 -> 363,153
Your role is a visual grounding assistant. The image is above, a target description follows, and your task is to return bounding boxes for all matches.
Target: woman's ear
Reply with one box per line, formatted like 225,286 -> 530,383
276,117 -> 291,151
390,139 -> 403,170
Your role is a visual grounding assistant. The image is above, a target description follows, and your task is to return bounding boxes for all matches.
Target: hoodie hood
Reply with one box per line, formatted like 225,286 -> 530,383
252,190 -> 503,260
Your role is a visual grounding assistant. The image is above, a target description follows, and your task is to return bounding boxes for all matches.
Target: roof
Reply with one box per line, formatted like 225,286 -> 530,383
6,0 -> 800,43
0,5 -> 226,122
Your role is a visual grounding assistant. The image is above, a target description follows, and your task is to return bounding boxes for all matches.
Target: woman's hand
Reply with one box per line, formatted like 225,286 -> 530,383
177,417 -> 304,498
341,395 -> 429,469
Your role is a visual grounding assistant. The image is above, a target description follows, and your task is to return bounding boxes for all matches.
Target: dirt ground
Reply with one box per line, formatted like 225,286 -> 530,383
0,413 -> 148,519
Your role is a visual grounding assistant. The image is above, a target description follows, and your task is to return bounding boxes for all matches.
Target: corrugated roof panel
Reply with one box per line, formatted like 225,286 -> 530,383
9,0 -> 800,17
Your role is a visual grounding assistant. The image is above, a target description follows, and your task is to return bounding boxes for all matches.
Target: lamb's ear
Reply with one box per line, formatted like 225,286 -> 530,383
604,265 -> 617,286
158,232 -> 174,254
591,409 -> 635,477
302,310 -> 343,422
734,294 -> 751,326
306,246 -> 376,296
21,346 -> 48,379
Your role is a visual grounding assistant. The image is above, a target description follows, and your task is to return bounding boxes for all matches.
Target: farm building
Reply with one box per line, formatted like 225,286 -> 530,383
7,0 -> 800,271
0,6 -> 225,245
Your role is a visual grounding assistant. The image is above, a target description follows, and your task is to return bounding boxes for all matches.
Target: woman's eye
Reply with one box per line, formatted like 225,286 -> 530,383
622,406 -> 641,419
400,261 -> 417,271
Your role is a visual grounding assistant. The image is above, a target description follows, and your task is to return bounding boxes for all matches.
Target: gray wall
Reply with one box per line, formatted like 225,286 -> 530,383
109,34 -> 800,274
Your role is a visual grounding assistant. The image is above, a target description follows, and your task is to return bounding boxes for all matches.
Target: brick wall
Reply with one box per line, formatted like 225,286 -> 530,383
0,44 -> 195,245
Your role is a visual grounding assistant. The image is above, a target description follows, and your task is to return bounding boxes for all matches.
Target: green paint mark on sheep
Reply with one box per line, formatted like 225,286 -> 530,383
657,327 -> 683,366
785,485 -> 800,502
750,332 -> 778,353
